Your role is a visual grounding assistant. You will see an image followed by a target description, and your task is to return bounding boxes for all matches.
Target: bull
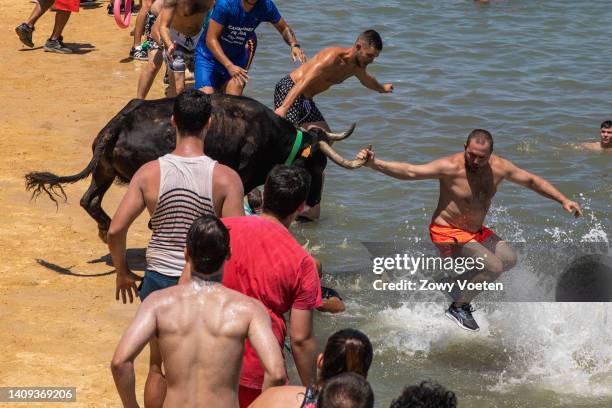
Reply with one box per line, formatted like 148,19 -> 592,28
25,94 -> 367,241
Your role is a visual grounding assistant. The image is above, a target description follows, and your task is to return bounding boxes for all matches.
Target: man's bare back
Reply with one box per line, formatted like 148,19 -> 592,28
289,47 -> 368,99
112,277 -> 285,408
580,141 -> 611,152
148,280 -> 274,407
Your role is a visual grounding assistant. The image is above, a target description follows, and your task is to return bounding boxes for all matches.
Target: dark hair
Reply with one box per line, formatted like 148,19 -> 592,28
173,89 -> 212,136
601,120 -> 612,129
319,329 -> 373,385
389,381 -> 457,408
247,188 -> 263,211
357,30 -> 383,51
317,373 -> 374,408
186,215 -> 230,274
466,129 -> 494,152
262,165 -> 311,218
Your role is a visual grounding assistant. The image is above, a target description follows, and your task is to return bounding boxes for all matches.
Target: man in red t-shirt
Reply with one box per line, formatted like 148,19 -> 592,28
223,165 -> 322,407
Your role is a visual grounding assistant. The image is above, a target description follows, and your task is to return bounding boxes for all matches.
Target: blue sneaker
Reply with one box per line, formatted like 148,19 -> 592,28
445,303 -> 480,332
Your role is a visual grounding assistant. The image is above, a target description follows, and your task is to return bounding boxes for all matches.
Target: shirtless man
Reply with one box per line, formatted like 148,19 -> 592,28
582,120 -> 612,151
274,30 -> 393,132
158,0 -> 214,95
357,129 -> 582,332
111,215 -> 286,408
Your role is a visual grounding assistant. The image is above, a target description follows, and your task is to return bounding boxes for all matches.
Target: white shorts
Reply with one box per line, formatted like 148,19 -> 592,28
163,28 -> 204,72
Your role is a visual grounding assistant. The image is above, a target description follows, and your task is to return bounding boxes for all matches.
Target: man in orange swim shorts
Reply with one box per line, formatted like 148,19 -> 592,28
356,129 -> 582,332
15,0 -> 79,53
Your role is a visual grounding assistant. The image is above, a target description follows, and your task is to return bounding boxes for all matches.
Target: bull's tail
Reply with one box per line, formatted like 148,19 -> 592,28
25,98 -> 144,205
25,158 -> 97,204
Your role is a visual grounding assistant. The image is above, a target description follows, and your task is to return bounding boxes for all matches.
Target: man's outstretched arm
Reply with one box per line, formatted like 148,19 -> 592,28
355,68 -> 393,93
111,297 -> 158,408
356,147 -> 452,180
504,159 -> 582,217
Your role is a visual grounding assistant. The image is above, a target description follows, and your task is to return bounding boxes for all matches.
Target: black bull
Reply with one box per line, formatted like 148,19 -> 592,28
25,94 -> 368,241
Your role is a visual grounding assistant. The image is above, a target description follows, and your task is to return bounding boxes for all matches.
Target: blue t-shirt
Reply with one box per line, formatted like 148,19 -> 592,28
199,0 -> 281,61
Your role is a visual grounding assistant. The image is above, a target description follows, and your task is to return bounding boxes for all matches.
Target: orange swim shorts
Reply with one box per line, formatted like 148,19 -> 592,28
54,0 -> 80,13
429,223 -> 495,257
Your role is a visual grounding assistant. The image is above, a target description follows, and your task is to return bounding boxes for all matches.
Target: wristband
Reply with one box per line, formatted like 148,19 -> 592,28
291,43 -> 301,49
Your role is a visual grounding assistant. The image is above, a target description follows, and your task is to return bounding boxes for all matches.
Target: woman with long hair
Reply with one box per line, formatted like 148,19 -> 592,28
249,328 -> 373,408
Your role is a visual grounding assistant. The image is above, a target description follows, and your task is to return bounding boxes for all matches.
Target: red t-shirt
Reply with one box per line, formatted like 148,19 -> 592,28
222,216 -> 322,389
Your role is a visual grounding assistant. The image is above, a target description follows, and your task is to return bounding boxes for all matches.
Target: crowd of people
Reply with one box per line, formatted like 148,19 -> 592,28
12,0 -> 609,407
109,90 -> 459,407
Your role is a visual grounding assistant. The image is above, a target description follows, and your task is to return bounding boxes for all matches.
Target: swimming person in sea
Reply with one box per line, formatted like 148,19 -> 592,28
581,120 -> 612,151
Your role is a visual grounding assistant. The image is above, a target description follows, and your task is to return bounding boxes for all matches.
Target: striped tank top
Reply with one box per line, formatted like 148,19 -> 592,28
146,154 -> 216,277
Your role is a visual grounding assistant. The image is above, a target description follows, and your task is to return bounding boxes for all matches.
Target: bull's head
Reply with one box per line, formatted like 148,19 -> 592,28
294,123 -> 369,209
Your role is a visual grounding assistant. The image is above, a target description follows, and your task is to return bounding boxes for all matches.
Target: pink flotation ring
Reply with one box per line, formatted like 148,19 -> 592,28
114,0 -> 132,29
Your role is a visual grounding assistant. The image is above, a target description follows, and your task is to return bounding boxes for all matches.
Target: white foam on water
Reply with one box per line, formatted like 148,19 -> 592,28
370,302 -> 494,358
366,203 -> 611,398
487,205 -> 527,242
371,302 -> 611,398
488,303 -> 612,397
579,196 -> 609,243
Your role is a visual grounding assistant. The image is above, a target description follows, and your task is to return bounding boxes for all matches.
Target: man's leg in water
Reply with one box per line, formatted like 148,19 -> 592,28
137,48 -> 163,98
296,173 -> 324,221
451,234 -> 516,304
295,121 -> 330,221
144,336 -> 166,408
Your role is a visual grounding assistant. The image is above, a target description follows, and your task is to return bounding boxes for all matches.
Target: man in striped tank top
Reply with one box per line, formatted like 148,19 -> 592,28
108,89 -> 244,407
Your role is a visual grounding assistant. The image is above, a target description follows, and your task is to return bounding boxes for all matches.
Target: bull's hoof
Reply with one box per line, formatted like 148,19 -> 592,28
98,229 -> 109,243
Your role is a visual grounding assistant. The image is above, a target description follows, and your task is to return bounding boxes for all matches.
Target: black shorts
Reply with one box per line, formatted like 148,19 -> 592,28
274,75 -> 325,126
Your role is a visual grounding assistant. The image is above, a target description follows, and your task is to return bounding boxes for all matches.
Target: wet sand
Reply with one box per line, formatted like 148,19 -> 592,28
1,2 -> 165,406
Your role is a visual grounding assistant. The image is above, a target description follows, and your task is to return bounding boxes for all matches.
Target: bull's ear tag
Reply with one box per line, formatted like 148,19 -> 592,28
301,145 -> 312,158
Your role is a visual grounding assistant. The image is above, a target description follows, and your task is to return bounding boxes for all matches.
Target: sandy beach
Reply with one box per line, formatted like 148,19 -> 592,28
1,2 -> 162,406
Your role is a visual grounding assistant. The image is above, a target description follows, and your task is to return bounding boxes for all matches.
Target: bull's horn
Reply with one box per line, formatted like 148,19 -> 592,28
318,141 -> 368,169
325,123 -> 356,142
